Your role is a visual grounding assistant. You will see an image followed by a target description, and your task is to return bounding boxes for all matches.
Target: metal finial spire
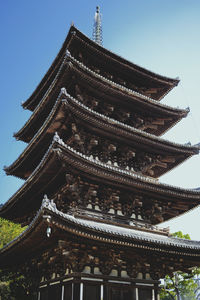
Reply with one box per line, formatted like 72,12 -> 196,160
92,6 -> 103,46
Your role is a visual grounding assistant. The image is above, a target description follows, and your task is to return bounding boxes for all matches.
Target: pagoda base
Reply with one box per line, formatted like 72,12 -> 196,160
38,273 -> 160,300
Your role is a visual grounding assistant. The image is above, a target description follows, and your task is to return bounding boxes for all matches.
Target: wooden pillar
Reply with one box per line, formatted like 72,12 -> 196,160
71,283 -> 74,300
80,283 -> 83,300
131,286 -> 137,300
100,284 -> 103,300
104,282 -> 108,300
152,289 -> 155,300
61,285 -> 64,300
73,281 -> 80,300
154,286 -> 160,300
135,288 -> 139,300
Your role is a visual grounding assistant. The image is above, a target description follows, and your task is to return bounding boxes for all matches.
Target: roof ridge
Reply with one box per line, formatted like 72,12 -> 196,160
1,196 -> 200,257
1,134 -> 200,223
66,51 -> 186,112
62,88 -> 199,152
72,25 -> 180,85
5,90 -> 66,175
54,132 -> 200,194
15,52 -> 188,141
15,56 -> 69,139
6,87 -> 198,178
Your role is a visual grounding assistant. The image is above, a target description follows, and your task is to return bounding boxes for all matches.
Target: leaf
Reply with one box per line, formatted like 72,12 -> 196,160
160,231 -> 199,299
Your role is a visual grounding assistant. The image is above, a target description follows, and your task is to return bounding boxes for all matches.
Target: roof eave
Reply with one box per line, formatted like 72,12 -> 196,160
1,198 -> 200,270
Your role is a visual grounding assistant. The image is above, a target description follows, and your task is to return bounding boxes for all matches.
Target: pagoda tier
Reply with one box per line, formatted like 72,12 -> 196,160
2,137 -> 200,225
22,26 -> 179,112
0,198 -> 200,299
1,20 -> 200,299
15,53 -> 188,143
5,90 -> 199,180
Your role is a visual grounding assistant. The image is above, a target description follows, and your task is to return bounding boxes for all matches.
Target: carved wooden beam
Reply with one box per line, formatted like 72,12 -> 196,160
152,119 -> 165,125
139,123 -> 158,130
161,156 -> 176,163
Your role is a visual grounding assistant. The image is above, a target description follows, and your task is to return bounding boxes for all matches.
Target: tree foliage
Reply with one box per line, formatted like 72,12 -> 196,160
0,218 -> 27,299
172,231 -> 191,240
160,231 -> 200,300
0,217 -> 24,248
160,270 -> 200,300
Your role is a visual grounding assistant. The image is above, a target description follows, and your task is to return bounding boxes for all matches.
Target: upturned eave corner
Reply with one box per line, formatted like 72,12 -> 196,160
21,24 -> 181,111
2,133 -> 200,225
15,53 -> 188,144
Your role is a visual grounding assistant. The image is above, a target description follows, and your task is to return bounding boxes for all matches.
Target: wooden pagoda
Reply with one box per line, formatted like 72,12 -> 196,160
1,23 -> 200,300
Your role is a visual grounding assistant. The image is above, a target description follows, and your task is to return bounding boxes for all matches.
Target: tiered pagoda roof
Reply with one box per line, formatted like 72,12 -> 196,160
5,89 -> 199,180
2,23 -> 200,231
16,52 -> 187,142
1,22 -> 200,294
22,26 -> 179,112
1,198 -> 200,275
2,134 -> 200,225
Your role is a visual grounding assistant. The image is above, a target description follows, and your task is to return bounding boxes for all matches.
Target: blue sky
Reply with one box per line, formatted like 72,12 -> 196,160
1,0 -> 200,238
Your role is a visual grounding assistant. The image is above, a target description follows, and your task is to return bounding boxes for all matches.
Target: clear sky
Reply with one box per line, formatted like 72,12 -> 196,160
0,0 -> 200,238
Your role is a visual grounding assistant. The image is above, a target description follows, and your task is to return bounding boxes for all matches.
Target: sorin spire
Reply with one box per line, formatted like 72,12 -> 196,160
92,6 -> 103,46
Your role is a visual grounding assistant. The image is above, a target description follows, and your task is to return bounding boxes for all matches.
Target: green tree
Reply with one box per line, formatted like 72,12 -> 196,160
160,231 -> 200,300
0,217 -> 26,299
172,231 -> 191,240
0,217 -> 24,248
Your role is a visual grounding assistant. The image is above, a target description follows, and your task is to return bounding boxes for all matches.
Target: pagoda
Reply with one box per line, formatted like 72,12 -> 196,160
1,7 -> 200,300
